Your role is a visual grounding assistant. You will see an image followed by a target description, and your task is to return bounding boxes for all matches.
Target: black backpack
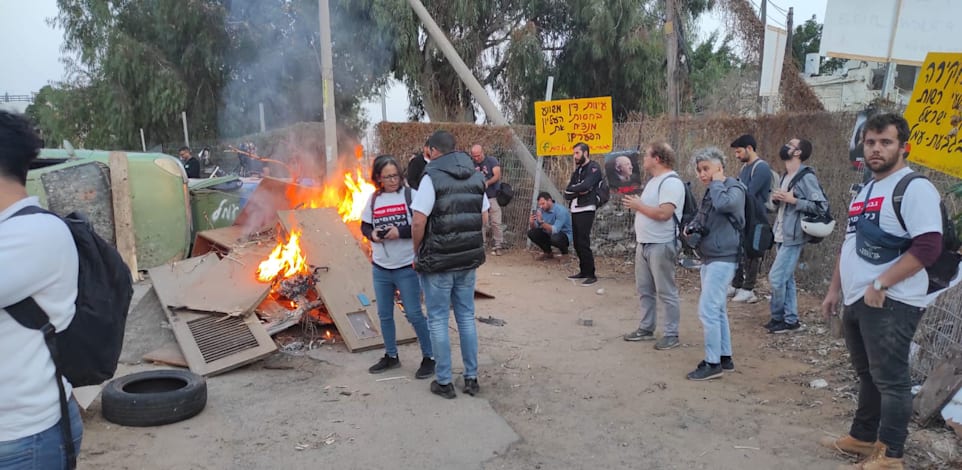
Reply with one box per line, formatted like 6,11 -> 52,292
595,171 -> 611,207
892,172 -> 962,294
496,182 -> 514,206
732,182 -> 773,257
659,174 -> 698,247
5,206 -> 133,469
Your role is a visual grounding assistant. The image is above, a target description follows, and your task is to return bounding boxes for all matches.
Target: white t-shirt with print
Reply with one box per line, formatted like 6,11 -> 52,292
410,175 -> 490,217
772,171 -> 792,243
840,167 -> 942,307
635,171 -> 685,244
362,189 -> 417,269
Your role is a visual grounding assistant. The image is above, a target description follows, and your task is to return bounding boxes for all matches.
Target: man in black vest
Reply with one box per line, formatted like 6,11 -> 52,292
411,130 -> 489,399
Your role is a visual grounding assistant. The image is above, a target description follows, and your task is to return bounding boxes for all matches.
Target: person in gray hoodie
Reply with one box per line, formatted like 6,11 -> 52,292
683,147 -> 745,381
766,138 -> 829,334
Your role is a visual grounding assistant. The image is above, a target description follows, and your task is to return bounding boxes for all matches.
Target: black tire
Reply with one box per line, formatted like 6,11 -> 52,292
101,370 -> 207,427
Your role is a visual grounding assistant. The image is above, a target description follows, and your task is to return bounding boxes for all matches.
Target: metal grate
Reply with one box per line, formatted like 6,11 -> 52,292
912,285 -> 962,381
187,316 -> 260,363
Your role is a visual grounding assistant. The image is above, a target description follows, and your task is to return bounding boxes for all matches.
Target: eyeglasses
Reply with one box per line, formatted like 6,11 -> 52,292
381,174 -> 401,181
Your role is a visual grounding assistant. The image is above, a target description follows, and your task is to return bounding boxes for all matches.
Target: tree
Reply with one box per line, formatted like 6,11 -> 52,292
687,31 -> 742,113
791,15 -> 843,75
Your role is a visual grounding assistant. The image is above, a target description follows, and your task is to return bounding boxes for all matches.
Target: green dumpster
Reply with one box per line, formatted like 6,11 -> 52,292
189,176 -> 246,233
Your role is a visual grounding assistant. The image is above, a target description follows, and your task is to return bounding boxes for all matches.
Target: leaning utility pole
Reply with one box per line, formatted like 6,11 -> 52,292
319,0 -> 338,182
757,0 -> 767,108
784,7 -> 794,60
665,0 -> 680,120
404,0 -> 563,203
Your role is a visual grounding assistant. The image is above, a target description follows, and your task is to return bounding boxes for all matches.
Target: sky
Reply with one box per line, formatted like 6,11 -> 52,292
0,0 -> 829,121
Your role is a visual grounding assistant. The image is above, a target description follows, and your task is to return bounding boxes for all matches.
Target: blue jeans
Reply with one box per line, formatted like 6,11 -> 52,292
768,243 -> 802,324
698,261 -> 736,364
636,242 -> 681,337
372,264 -> 432,358
419,269 -> 479,385
0,399 -> 83,470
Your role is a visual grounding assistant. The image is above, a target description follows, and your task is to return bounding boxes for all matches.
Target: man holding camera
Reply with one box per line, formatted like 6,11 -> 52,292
683,147 -> 745,381
527,192 -> 572,260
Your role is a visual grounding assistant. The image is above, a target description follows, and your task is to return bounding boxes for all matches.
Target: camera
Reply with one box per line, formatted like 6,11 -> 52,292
376,227 -> 390,239
684,224 -> 709,249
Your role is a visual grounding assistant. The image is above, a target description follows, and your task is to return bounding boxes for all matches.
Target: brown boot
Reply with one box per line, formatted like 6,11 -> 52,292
819,434 -> 878,457
839,444 -> 903,470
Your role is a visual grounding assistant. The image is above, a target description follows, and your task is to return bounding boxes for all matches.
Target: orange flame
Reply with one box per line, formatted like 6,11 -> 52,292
256,230 -> 309,282
300,169 -> 376,222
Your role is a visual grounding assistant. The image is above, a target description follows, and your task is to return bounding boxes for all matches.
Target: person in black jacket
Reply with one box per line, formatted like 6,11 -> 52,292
563,142 -> 602,286
178,146 -> 200,178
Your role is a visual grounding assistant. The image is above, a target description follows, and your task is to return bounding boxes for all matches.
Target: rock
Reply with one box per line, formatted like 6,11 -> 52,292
810,378 -> 829,389
596,288 -> 605,295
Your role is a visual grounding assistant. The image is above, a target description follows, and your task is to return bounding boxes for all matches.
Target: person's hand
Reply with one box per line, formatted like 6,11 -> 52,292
711,169 -> 726,182
773,190 -> 797,205
863,285 -> 886,308
383,225 -> 400,240
621,195 -> 640,211
529,213 -> 537,225
821,289 -> 840,321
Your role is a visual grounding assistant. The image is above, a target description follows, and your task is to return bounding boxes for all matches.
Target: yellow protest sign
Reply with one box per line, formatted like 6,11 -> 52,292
904,52 -> 962,178
534,97 -> 613,156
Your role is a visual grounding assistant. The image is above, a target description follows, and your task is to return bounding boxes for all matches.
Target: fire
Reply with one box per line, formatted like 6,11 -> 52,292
300,169 -> 375,223
257,230 -> 309,282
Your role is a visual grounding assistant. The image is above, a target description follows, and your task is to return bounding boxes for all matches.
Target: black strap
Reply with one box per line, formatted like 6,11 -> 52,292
892,172 -> 924,233
658,174 -> 684,236
4,206 -> 77,469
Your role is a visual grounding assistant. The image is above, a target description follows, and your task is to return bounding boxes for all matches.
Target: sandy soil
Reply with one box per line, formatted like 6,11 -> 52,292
77,250 -> 960,469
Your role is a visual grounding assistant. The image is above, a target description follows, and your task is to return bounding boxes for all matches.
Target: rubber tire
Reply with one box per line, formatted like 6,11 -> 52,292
101,370 -> 207,427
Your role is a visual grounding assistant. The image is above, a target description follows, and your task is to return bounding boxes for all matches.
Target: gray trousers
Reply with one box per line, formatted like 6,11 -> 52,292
636,241 -> 681,337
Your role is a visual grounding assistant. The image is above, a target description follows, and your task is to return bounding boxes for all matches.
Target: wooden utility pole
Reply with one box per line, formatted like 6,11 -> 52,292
665,0 -> 680,120
757,0 -> 767,108
785,7 -> 794,60
319,0 -> 338,183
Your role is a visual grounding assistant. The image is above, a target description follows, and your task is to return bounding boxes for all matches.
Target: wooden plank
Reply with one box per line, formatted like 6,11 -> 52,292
278,208 -> 416,352
191,225 -> 254,257
148,255 -> 277,376
179,245 -> 273,316
913,351 -> 962,426
108,151 -> 141,281
143,343 -> 188,368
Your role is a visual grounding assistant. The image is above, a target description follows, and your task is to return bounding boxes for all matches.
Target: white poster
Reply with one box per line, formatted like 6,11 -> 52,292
759,25 -> 787,97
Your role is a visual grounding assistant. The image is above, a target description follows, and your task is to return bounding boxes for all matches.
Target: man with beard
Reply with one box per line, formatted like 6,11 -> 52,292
563,142 -> 602,286
820,113 -> 943,469
729,134 -> 772,303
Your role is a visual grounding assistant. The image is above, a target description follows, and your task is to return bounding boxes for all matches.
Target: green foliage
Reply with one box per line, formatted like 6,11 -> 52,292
791,15 -> 843,75
687,31 -> 741,113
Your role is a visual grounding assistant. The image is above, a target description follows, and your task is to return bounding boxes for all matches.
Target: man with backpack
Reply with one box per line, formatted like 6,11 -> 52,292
729,134 -> 773,303
820,113 -> 944,469
0,111 -> 83,468
564,142 -> 603,286
621,142 -> 686,350
766,138 -> 829,334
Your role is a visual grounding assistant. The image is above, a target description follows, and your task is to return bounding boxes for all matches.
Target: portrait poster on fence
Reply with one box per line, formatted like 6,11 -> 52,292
604,151 -> 642,195
534,96 -> 613,157
903,52 -> 962,180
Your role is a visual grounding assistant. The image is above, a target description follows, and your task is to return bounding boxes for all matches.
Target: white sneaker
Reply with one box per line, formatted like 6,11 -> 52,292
726,286 -> 736,297
731,289 -> 758,303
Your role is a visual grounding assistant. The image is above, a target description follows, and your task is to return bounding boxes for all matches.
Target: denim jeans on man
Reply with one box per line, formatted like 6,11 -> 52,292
373,264 -> 432,358
636,242 -> 680,337
768,243 -> 802,324
698,261 -> 736,363
843,298 -> 924,458
0,399 -> 83,469
419,269 -> 479,385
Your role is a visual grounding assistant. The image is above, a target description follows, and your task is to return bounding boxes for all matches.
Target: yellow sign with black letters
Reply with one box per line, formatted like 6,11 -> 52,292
534,97 -> 613,157
904,52 -> 962,178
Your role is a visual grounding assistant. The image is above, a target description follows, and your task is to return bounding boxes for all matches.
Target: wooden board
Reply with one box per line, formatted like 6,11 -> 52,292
40,161 -> 115,244
179,245 -> 273,316
278,208 -> 416,352
234,177 -> 316,234
148,255 -> 277,376
913,352 -> 962,426
191,225 -> 254,257
143,343 -> 188,368
108,151 -> 141,280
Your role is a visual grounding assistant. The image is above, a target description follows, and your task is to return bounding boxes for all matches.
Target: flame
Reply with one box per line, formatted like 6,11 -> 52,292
257,230 -> 309,282
299,169 -> 375,223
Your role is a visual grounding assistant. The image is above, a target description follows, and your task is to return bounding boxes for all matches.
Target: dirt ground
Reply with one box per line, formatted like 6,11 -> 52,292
77,250 -> 960,469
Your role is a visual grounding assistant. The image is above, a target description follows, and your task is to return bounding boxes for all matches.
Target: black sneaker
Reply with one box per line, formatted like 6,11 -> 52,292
368,354 -> 400,374
463,377 -> 480,396
623,328 -> 655,342
415,357 -> 435,380
581,277 -> 598,286
686,361 -> 723,381
769,321 -> 801,334
567,272 -> 587,279
762,319 -> 780,330
720,356 -> 735,372
430,380 -> 456,399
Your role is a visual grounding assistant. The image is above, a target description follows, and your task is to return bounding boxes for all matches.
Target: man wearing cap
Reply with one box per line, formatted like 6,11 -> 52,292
729,134 -> 771,303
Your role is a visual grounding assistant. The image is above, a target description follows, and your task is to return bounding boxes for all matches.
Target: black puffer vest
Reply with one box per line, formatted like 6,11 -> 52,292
416,151 -> 487,273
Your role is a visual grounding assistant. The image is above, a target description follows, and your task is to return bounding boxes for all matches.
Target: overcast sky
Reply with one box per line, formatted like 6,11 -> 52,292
0,0 -> 828,120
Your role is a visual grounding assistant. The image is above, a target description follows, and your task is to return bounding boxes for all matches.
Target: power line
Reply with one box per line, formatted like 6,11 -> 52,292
767,0 -> 789,16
